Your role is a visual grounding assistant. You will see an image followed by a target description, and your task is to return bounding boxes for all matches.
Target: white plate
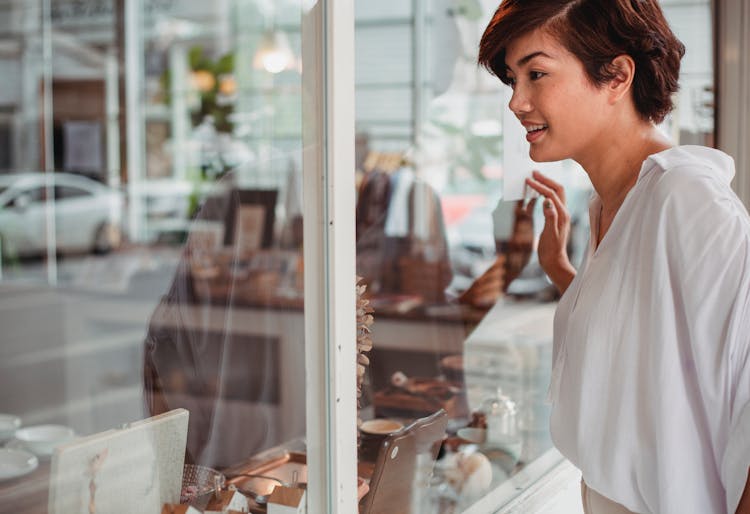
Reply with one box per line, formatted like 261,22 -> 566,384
4,438 -> 50,462
0,448 -> 38,481
14,424 -> 75,457
0,414 -> 21,442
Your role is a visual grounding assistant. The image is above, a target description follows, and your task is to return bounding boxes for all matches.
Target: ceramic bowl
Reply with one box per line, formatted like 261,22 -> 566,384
14,424 -> 75,456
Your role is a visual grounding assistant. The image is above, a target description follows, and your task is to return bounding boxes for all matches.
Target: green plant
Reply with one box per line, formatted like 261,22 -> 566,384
160,46 -> 236,133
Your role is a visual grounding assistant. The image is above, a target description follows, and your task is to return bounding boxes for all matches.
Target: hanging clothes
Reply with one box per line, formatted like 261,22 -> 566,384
356,167 -> 452,301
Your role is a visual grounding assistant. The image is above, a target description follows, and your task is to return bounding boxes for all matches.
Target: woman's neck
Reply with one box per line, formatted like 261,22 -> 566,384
578,120 -> 673,216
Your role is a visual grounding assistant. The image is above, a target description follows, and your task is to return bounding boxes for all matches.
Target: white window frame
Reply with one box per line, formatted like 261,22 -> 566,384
302,1 -> 358,513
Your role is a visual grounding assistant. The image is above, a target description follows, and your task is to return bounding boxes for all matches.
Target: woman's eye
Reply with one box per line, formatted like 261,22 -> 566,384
530,71 -> 546,81
506,77 -> 516,88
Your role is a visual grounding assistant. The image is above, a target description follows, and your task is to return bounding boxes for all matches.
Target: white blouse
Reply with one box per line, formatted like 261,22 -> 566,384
549,146 -> 750,514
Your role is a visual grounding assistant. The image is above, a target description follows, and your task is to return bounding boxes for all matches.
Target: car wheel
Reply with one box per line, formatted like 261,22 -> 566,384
92,222 -> 122,254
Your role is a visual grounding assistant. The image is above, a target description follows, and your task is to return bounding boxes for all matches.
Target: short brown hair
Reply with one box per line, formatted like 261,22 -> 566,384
478,0 -> 685,124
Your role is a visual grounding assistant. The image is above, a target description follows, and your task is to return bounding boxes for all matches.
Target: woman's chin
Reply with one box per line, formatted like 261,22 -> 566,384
529,153 -> 557,164
529,147 -> 566,163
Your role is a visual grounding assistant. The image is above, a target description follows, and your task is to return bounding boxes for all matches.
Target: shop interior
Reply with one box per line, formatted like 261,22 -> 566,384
0,0 -> 723,513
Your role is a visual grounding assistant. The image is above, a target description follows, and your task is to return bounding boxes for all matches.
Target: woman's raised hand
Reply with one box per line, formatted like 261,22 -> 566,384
525,171 -> 577,294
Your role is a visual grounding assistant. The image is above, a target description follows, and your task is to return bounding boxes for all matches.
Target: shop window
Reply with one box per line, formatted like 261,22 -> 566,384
0,0 -> 313,511
0,0 -> 719,513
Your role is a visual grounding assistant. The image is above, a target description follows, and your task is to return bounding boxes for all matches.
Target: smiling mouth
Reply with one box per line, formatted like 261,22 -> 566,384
525,124 -> 547,143
525,124 -> 548,134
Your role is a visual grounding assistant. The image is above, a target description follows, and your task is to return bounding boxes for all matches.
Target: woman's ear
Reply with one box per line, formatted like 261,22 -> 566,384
607,54 -> 635,104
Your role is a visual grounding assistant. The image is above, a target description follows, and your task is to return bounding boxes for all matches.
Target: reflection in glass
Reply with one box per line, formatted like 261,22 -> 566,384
0,1 -> 311,512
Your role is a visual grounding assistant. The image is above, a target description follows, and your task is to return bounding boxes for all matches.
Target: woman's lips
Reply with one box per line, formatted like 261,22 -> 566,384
526,126 -> 547,143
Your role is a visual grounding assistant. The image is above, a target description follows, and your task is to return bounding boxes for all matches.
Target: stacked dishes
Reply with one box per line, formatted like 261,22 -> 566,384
0,414 -> 36,481
0,415 -> 76,481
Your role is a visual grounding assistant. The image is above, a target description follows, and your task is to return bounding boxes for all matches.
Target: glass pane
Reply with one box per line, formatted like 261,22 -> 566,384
354,1 -> 715,513
662,0 -> 715,146
0,1 -> 313,512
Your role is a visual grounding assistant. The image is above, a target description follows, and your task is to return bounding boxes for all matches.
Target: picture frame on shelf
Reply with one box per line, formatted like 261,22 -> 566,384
187,220 -> 224,255
224,189 -> 278,251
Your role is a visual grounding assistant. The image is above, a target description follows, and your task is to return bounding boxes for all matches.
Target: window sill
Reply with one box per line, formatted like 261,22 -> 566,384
462,449 -> 581,514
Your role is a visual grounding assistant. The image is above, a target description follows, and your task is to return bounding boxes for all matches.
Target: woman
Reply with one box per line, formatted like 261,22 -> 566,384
478,1 -> 750,513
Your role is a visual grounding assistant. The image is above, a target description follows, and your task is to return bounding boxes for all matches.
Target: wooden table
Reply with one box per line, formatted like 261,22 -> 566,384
0,459 -> 50,513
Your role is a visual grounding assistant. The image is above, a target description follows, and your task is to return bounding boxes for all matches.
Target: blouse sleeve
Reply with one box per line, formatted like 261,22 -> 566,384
658,168 -> 750,513
724,390 -> 750,513
722,288 -> 750,513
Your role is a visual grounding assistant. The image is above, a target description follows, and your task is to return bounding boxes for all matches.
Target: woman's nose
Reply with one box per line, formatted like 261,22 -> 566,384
508,87 -> 531,116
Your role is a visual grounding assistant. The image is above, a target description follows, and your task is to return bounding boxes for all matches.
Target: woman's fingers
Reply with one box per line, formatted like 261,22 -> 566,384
525,177 -> 567,222
523,172 -> 574,289
532,170 -> 566,204
541,197 -> 559,236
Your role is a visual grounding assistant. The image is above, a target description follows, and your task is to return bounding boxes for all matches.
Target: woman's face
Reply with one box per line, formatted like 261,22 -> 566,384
505,28 -> 612,164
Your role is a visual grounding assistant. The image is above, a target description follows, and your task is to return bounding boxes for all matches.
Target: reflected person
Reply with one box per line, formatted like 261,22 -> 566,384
143,169 -> 299,469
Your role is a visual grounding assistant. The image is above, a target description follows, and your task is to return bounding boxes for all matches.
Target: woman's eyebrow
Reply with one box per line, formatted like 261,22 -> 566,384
506,50 -> 553,71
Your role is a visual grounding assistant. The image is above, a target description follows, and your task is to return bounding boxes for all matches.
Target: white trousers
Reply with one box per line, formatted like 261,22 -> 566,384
581,480 -> 638,514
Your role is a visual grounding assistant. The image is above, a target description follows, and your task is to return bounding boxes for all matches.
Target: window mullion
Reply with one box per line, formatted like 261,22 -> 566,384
302,0 -> 357,512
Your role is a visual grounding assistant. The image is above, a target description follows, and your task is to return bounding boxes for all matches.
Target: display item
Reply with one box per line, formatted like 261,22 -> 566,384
478,388 -> 520,458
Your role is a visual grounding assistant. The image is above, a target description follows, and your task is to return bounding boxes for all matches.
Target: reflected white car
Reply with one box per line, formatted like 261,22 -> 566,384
0,172 -> 124,257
